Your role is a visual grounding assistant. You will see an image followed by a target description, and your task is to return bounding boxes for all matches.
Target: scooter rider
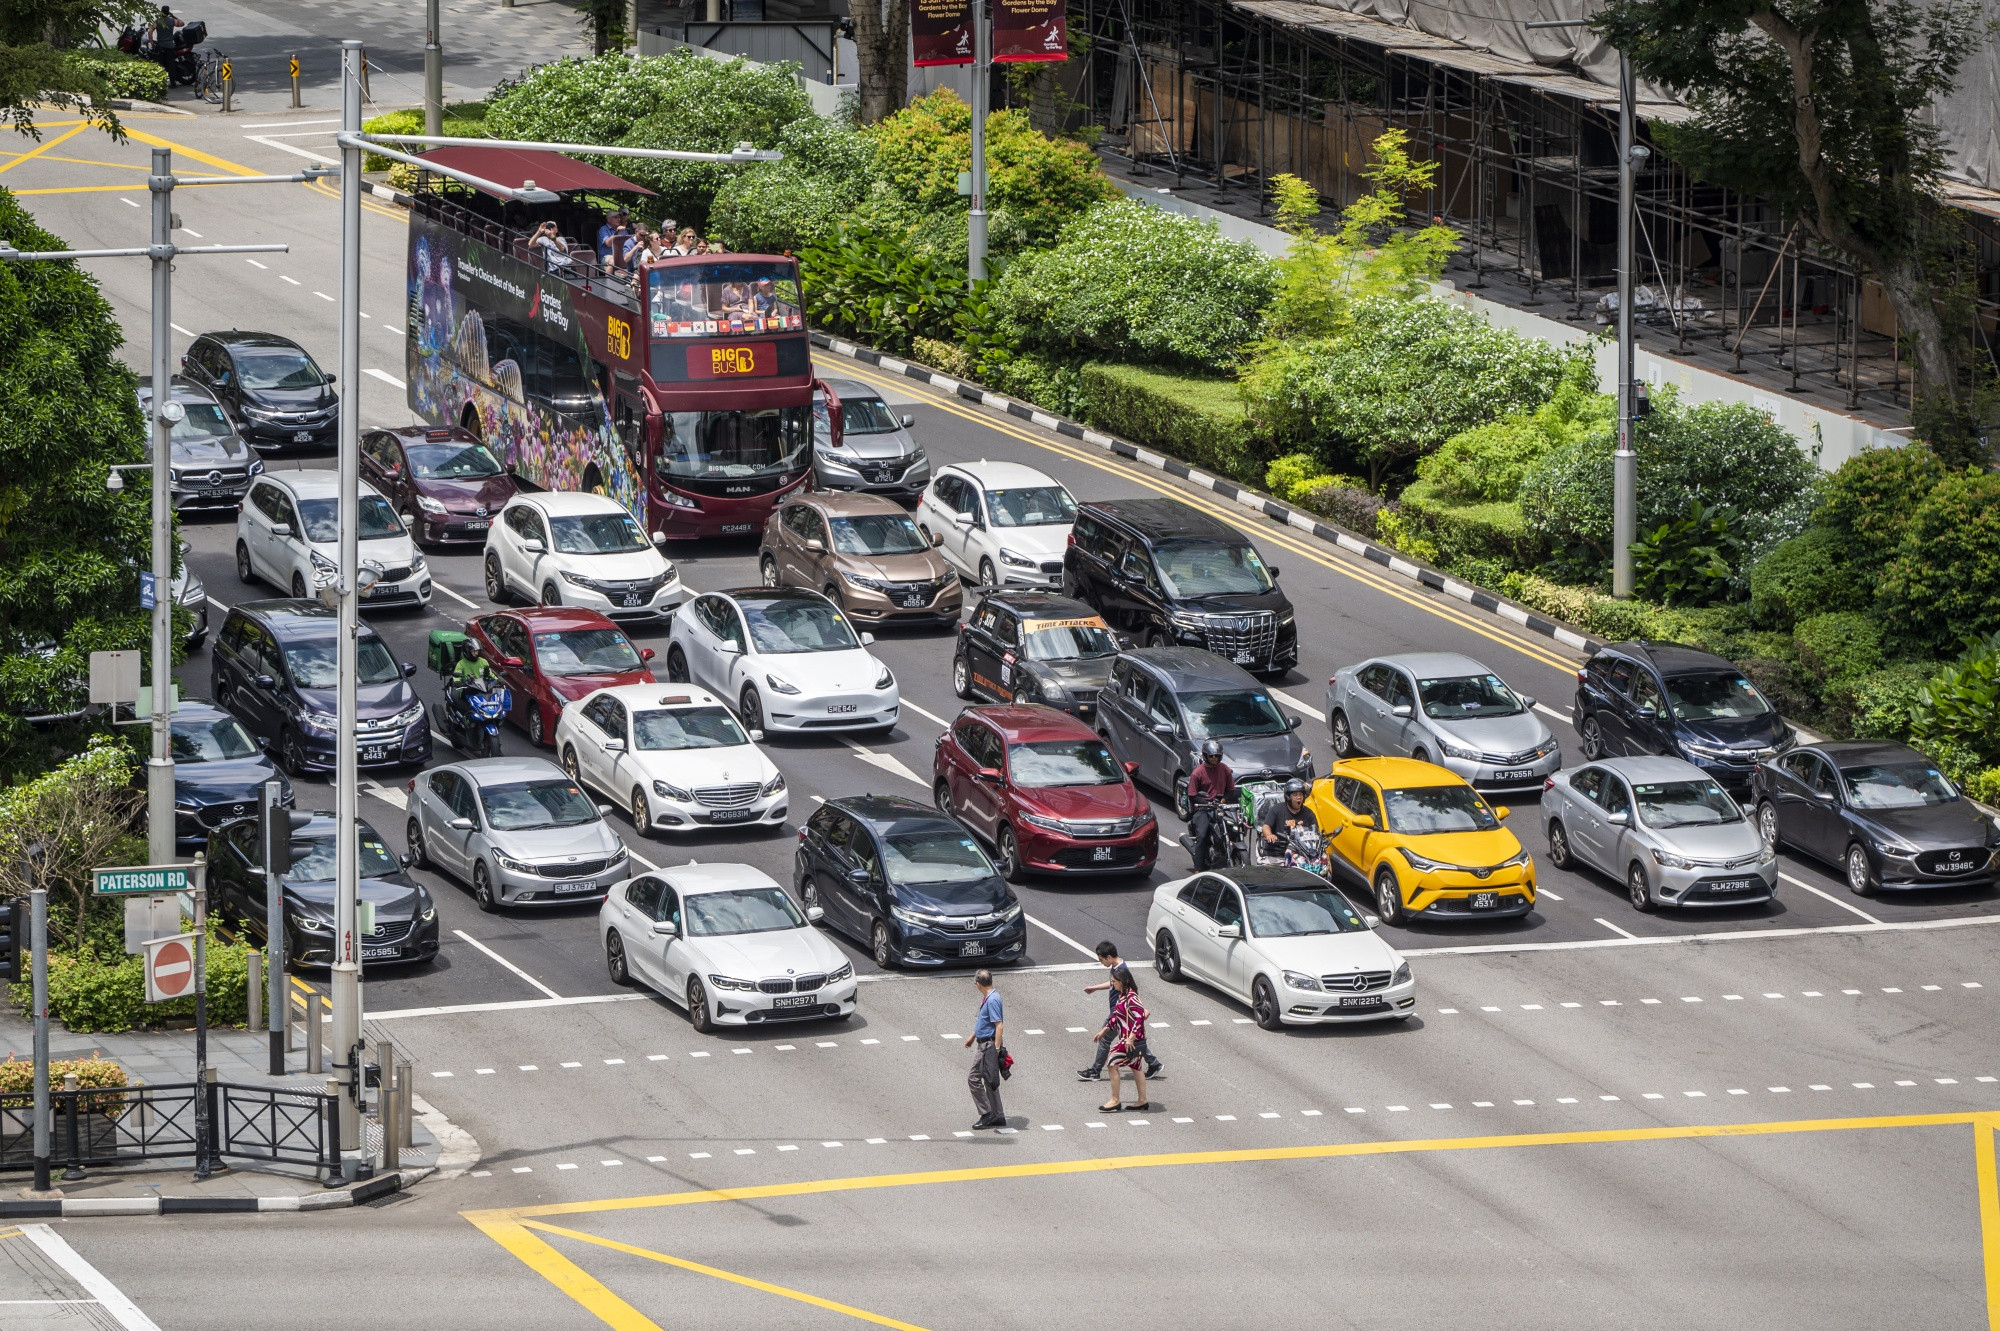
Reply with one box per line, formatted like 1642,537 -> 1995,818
1185,740 -> 1236,871
1259,777 -> 1318,857
449,639 -> 499,712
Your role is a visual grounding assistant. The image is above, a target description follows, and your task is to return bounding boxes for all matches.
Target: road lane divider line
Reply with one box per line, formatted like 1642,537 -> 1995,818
1397,909 -> 2000,958
1534,702 -> 1572,724
365,367 -> 406,388
371,994 -> 648,1020
431,580 -> 479,610
1778,871 -> 1885,925
898,696 -> 952,729
451,929 -> 562,1000
1267,688 -> 1323,723
20,1224 -> 163,1331
1025,913 -> 1099,960
1593,917 -> 1638,939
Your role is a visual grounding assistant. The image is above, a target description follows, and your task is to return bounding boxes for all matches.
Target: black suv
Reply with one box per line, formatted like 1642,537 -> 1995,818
952,591 -> 1124,721
795,795 -> 1025,969
1063,499 -> 1297,676
210,600 -> 430,778
1575,641 -> 1794,790
208,811 -> 439,968
180,330 -> 339,450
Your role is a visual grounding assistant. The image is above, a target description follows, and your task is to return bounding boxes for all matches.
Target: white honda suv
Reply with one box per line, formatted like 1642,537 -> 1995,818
483,492 -> 683,625
236,471 -> 430,608
915,460 -> 1075,590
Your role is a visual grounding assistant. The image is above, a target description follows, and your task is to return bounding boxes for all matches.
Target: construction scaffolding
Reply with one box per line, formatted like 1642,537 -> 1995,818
1061,0 -> 2000,423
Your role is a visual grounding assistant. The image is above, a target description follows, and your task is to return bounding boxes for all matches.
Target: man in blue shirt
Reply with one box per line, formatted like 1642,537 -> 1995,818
963,969 -> 1006,1130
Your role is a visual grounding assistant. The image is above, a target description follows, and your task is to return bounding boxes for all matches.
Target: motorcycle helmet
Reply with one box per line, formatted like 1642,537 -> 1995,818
1284,777 -> 1307,797
1201,739 -> 1223,761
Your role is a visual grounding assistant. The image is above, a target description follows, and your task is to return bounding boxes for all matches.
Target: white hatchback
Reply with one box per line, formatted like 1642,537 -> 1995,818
483,491 -> 683,625
665,588 -> 899,735
556,682 -> 788,835
600,862 -> 858,1032
915,460 -> 1076,589
236,471 -> 430,607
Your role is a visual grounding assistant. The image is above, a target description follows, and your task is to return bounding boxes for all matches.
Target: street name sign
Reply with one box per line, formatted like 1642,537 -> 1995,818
94,864 -> 198,897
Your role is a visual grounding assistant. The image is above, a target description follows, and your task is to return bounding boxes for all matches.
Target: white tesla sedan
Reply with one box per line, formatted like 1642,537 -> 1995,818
1146,865 -> 1417,1028
664,588 -> 899,735
600,862 -> 858,1031
555,682 -> 788,835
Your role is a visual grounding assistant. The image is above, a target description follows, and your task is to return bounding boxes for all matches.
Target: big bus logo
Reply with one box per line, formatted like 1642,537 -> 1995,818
606,316 -> 632,361
710,345 -> 756,376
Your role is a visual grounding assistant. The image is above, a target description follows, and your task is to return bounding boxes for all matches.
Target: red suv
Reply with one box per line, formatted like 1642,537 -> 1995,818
467,607 -> 656,747
933,704 -> 1158,882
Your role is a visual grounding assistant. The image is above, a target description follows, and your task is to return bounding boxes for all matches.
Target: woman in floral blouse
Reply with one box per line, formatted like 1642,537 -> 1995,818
1094,969 -> 1151,1113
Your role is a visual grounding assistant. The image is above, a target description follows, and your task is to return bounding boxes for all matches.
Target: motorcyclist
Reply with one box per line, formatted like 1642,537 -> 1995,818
448,640 -> 499,712
1260,777 -> 1319,857
1185,740 -> 1236,871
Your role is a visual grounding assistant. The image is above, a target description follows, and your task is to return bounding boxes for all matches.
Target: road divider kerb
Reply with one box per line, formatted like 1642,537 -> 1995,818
0,1167 -> 430,1220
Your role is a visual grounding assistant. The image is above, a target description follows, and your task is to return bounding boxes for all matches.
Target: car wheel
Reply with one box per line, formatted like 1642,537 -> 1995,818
760,555 -> 780,588
738,685 -> 764,734
1627,862 -> 1655,912
822,583 -> 845,614
540,580 -> 560,608
800,876 -> 824,919
1373,867 -> 1406,926
1757,801 -> 1781,851
995,825 -> 1026,884
631,787 -> 654,839
1411,746 -> 1431,765
1546,820 -> 1574,870
933,778 -> 954,816
1329,710 -> 1356,758
235,540 -> 256,586
1845,843 -> 1877,897
528,703 -> 548,748
405,818 -> 430,871
472,861 -> 497,913
978,558 -> 998,590
686,976 -> 714,1033
291,572 -> 309,600
561,745 -> 582,784
1154,929 -> 1183,983
605,930 -> 633,987
666,645 -> 690,683
951,654 -> 973,700
1173,773 -> 1191,822
1251,976 -> 1283,1030
1579,713 -> 1605,761
280,730 -> 307,779
484,553 -> 509,604
871,918 -> 899,969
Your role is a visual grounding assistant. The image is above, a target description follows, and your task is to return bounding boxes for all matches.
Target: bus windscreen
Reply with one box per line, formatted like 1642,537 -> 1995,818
648,263 -> 803,339
655,409 -> 812,482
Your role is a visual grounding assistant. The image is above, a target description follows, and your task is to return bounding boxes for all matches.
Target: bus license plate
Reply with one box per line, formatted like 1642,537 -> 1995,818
1467,892 -> 1499,909
772,994 -> 816,1009
959,941 -> 986,957
708,808 -> 755,822
622,594 -> 644,607
1711,879 -> 1752,893
362,946 -> 399,961
360,745 -> 392,762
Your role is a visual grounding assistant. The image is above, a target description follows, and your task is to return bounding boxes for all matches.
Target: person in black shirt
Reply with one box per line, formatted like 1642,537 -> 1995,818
1259,777 -> 1318,858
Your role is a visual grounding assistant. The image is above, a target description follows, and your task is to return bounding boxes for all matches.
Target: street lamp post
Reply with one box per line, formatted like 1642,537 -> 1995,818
968,0 -> 990,286
424,0 -> 444,139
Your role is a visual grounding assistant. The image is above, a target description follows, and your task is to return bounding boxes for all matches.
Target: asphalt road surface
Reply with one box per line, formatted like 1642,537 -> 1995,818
7,108 -> 2000,1331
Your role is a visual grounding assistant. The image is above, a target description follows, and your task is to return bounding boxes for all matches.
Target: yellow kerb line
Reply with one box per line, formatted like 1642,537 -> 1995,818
1978,1116 -> 2000,1329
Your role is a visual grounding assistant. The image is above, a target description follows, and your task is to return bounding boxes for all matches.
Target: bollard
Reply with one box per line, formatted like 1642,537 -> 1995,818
380,1039 -> 399,1171
221,59 -> 233,114
290,54 -> 301,108
321,1077 -> 341,1184
306,995 -> 322,1075
61,1073 -> 83,1181
247,952 -> 262,1032
360,49 -> 372,103
202,1066 -> 221,1172
400,1059 -> 415,1148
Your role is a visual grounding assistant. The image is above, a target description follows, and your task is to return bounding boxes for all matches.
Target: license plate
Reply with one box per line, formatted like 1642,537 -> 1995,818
708,807 -> 756,822
362,945 -> 400,960
622,594 -> 644,607
360,744 -> 392,762
721,523 -> 755,535
1092,846 -> 1113,862
1337,996 -> 1381,1008
827,703 -> 858,714
959,941 -> 985,957
1935,860 -> 1979,874
198,488 -> 231,499
293,430 -> 313,443
554,880 -> 600,894
1467,892 -> 1500,909
462,519 -> 489,530
771,994 -> 816,1009
1233,651 -> 1255,664
896,595 -> 926,608
1496,768 -> 1533,781
1711,879 -> 1753,893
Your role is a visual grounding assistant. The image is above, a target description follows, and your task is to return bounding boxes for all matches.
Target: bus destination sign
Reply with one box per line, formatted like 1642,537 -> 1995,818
688,342 -> 779,380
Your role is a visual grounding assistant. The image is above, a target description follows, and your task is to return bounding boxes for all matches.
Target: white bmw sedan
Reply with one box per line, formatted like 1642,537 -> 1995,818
600,862 -> 858,1031
1146,865 -> 1416,1028
555,683 -> 788,835
664,588 -> 900,735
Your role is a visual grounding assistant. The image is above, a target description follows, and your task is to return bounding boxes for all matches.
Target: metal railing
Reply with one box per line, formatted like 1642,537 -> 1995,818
0,1079 -> 338,1177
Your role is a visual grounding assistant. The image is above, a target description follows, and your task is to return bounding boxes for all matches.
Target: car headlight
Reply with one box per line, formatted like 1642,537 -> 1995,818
302,709 -> 337,733
242,405 -> 281,421
1018,811 -> 1066,833
1167,611 -> 1207,632
999,902 -> 1023,923
416,495 -> 447,515
1295,749 -> 1312,776
707,974 -> 758,992
1873,836 -> 1919,859
939,567 -> 960,585
842,571 -> 888,592
494,854 -> 536,874
1276,609 -> 1296,627
652,779 -> 692,801
607,843 -> 628,866
420,905 -> 437,923
828,962 -> 853,983
1535,737 -> 1561,760
174,796 -> 200,812
308,549 -> 337,585
1650,847 -> 1697,870
889,904 -> 934,926
391,702 -> 424,728
1135,807 -> 1157,826
1282,969 -> 1323,991
559,570 -> 601,590
1393,962 -> 1412,985
1500,850 -> 1532,869
1438,740 -> 1479,761
1032,675 -> 1066,701
761,772 -> 786,796
247,458 -> 265,477
292,911 -> 333,933
660,489 -> 700,511
178,572 -> 205,605
764,674 -> 801,695
410,551 -> 427,573
998,549 -> 1036,569
1398,847 -> 1443,872
1681,740 -> 1736,762
875,665 -> 894,691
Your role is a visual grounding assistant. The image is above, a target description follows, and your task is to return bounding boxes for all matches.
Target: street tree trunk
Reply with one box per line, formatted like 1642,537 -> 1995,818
851,0 -> 908,123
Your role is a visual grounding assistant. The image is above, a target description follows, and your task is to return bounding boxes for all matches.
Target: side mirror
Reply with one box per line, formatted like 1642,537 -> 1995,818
403,662 -> 418,678
502,655 -> 526,668
846,867 -> 871,886
1814,789 -> 1837,804
929,529 -> 943,548
805,538 -> 825,554
1636,705 -> 1658,721
1215,922 -> 1242,940
1352,814 -> 1376,830
1391,704 -> 1413,719
1518,695 -> 1537,710
324,373 -> 337,385
651,919 -> 678,936
254,674 -> 276,689
1606,810 -> 1629,826
1494,805 -> 1510,820
1152,721 -> 1175,736
596,803 -> 614,816
1362,914 -> 1382,929
639,647 -> 655,662
652,532 -> 667,544
603,739 -> 626,753
400,852 -> 414,867
385,465 -> 401,477
806,904 -> 825,922
860,632 -> 875,646
1286,715 -> 1302,731
179,354 -> 188,369
449,816 -> 475,831
718,640 -> 741,655
955,512 -> 974,527
748,728 -> 765,742
976,766 -> 1002,783
1123,761 -> 1139,776
522,538 -> 545,554
900,413 -> 915,429
269,523 -> 293,538
1269,566 -> 1281,578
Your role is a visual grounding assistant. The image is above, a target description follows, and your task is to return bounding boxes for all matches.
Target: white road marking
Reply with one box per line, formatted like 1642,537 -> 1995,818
1778,871 -> 1884,924
21,1225 -> 162,1330
243,134 -> 338,165
1538,888 -> 1563,902
314,291 -> 335,302
368,994 -> 651,1020
899,696 -> 951,729
170,322 -> 193,336
242,118 -> 344,128
383,324 -> 401,334
281,275 -> 300,285
366,367 -> 407,389
450,929 -> 561,999
431,580 -> 479,609
1026,913 -> 1098,960
1593,917 -> 1637,939
1534,702 -> 1571,723
179,228 -> 202,238
245,259 -> 267,268
1393,910 -> 2000,958
120,197 -> 139,208
1268,688 -> 1322,723
360,778 -> 407,809
840,738 -> 925,787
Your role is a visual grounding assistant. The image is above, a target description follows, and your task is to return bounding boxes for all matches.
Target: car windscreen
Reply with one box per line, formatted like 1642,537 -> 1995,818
477,779 -> 599,831
297,494 -> 403,543
170,714 -> 260,762
683,886 -> 806,937
1632,779 -> 1742,828
164,401 -> 233,442
532,629 -> 643,677
830,513 -> 928,556
1840,761 -> 1960,809
549,512 -> 648,555
288,827 -> 398,881
1666,672 -> 1773,721
632,706 -> 748,750
1246,888 -> 1370,938
987,486 -> 1075,528
284,633 -> 403,689
742,599 -> 860,654
1007,739 -> 1123,787
1021,618 -> 1117,661
1152,540 -> 1273,597
235,349 -> 326,390
836,397 -> 900,435
1183,690 -> 1290,741
406,442 -> 502,479
1382,785 -> 1499,835
1419,673 -> 1523,720
883,831 -> 995,886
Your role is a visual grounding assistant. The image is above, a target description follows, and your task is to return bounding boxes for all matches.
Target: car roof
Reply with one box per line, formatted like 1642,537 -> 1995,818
1334,756 -> 1463,788
1806,740 -> 1930,766
979,592 -> 1098,620
798,491 -> 909,519
1081,497 -> 1232,541
1127,647 -> 1259,689
1216,865 -> 1335,894
204,330 -> 310,352
169,700 -> 230,723
135,375 -> 221,404
450,756 -> 573,786
489,605 -> 623,633
716,587 -> 832,608
964,703 -> 1098,742
266,470 -> 386,501
820,377 -> 884,401
1372,652 -> 1492,679
831,795 -> 959,833
659,861 -> 783,896
943,459 -> 1061,489
593,683 -> 724,710
514,490 -> 630,516
1581,754 -> 1714,783
1596,640 -> 1734,676
378,425 -> 480,443
235,599 -> 390,640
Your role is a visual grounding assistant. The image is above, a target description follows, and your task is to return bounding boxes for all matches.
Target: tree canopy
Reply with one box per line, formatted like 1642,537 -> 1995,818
1,0 -> 148,138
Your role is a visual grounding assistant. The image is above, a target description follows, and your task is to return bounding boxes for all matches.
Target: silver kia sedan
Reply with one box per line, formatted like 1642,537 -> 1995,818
405,756 -> 629,911
1325,652 -> 1559,794
1541,754 -> 1776,911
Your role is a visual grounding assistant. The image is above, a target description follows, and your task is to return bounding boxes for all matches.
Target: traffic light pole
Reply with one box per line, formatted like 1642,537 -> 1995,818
1611,52 -> 1640,600
262,780 -> 287,1075
424,0 -> 444,138
30,889 -> 50,1196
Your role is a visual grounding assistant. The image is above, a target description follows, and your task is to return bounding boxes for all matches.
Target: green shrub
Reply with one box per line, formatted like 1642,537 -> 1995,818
987,199 -> 1274,372
1395,479 -> 1544,572
708,115 -> 872,254
1963,768 -> 2000,805
1297,482 -> 1387,538
1374,509 -> 1440,564
1817,443 -> 1948,574
1879,470 -> 2000,655
986,351 -> 1086,418
0,1057 -> 126,1103
1793,612 -> 1884,687
70,54 -> 167,104
1747,527 -> 1867,630
1908,633 -> 2000,777
911,337 -> 978,380
1823,661 -> 1941,742
1265,455 -> 1367,505
1629,500 -> 1744,607
799,219 -> 971,354
1494,573 -> 1764,652
1075,361 -> 1263,484
9,922 -> 255,1034
362,106 -> 488,174
1415,364 -> 1612,505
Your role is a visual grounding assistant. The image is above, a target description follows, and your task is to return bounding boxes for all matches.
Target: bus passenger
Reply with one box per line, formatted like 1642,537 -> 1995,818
529,221 -> 573,270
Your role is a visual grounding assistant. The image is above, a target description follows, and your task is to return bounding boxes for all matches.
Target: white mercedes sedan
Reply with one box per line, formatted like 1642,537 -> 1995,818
664,588 -> 900,735
600,862 -> 858,1031
555,682 -> 787,835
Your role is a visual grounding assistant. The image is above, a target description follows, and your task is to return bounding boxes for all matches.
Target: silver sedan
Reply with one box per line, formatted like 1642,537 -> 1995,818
1541,754 -> 1776,911
405,756 -> 629,912
1325,652 -> 1560,794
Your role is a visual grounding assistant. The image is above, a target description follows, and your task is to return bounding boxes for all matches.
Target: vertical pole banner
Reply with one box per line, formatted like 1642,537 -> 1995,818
912,0 -> 975,66
992,0 -> 1067,62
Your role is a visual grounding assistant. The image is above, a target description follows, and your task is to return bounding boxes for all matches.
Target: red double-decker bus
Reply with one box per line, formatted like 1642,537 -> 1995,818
405,150 -> 818,538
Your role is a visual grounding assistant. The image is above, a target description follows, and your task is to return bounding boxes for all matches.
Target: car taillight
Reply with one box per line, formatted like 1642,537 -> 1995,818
406,776 -> 416,794
1543,777 -> 1555,791
1065,533 -> 1075,546
1576,670 -> 1589,685
798,827 -> 807,841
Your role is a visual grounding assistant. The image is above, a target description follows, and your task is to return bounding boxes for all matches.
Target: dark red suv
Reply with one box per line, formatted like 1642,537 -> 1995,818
360,426 -> 518,545
933,704 -> 1158,882
467,607 -> 656,747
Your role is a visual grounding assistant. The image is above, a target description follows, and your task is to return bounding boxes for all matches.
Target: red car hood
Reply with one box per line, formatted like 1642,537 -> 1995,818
546,669 -> 654,702
1013,783 -> 1143,821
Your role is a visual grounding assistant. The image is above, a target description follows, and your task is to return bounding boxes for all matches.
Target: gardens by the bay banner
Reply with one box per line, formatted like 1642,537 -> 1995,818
911,0 -> 1069,65
912,0 -> 973,66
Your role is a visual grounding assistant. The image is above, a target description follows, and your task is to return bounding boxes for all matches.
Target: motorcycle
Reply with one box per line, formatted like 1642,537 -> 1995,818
427,629 -> 510,758
1178,794 -> 1248,870
1273,823 -> 1331,880
117,17 -> 207,88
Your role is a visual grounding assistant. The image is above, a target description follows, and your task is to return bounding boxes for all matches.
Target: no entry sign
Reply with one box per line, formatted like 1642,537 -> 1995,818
145,932 -> 198,1002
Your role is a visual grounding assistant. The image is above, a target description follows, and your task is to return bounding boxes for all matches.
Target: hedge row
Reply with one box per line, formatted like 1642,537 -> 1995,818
73,55 -> 167,104
7,923 -> 256,1034
1074,363 -> 1264,485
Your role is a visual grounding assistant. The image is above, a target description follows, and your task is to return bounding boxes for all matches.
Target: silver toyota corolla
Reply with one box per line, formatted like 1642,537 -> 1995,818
405,755 -> 629,911
1542,754 -> 1776,911
1325,652 -> 1560,794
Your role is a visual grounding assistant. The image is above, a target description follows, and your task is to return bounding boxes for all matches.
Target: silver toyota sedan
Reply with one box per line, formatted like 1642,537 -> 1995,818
405,755 -> 629,911
1325,652 -> 1560,795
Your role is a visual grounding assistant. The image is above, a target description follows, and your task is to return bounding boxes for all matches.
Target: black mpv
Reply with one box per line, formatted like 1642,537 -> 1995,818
181,330 -> 339,450
1575,640 -> 1794,790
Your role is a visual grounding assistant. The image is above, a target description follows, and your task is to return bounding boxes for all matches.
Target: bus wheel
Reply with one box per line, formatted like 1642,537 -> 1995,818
459,406 -> 481,440
582,464 -> 607,497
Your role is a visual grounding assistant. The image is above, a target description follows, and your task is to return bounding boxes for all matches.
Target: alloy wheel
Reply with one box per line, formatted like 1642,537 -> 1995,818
1252,977 -> 1283,1030
291,573 -> 309,600
801,877 -> 822,918
871,919 -> 898,969
1330,712 -> 1355,758
541,581 -> 560,607
1846,844 -> 1877,897
405,818 -> 429,870
562,746 -> 581,784
952,655 -> 972,700
473,862 -> 497,913
997,826 -> 1025,884
1579,715 -> 1604,760
484,554 -> 508,604
666,646 -> 690,683
979,558 -> 998,590
1757,802 -> 1780,851
236,541 -> 255,586
1373,869 -> 1405,926
281,731 -> 307,779
1627,863 -> 1654,912
686,977 -> 713,1032
605,931 -> 631,986
739,686 -> 764,734
528,704 -> 547,747
760,556 -> 779,587
1154,930 -> 1182,983
933,779 -> 954,815
1546,821 -> 1571,870
1412,746 -> 1431,765
631,788 -> 653,838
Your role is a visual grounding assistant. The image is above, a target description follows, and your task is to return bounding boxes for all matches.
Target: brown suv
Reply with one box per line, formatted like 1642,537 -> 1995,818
758,492 -> 963,626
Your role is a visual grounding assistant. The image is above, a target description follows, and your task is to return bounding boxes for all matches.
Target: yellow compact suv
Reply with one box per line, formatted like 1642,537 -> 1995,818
1306,757 -> 1535,925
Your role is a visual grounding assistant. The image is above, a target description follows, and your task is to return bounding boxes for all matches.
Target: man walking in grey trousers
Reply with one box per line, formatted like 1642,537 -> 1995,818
964,969 -> 1006,1130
